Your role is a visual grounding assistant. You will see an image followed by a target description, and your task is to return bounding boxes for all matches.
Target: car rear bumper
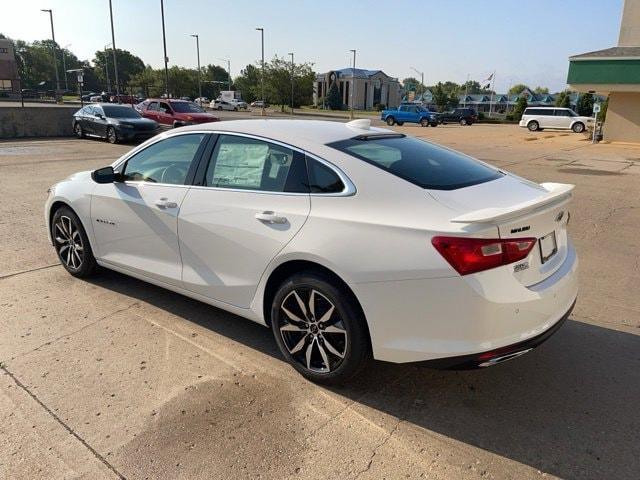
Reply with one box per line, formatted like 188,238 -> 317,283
116,128 -> 161,140
351,241 -> 578,364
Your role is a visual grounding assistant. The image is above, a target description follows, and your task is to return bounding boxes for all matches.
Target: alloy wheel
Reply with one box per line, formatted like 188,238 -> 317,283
278,288 -> 348,373
107,127 -> 117,144
54,215 -> 84,270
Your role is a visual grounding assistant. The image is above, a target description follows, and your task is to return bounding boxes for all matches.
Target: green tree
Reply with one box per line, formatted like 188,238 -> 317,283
508,84 -> 530,95
432,82 -> 458,111
534,86 -> 549,94
402,76 -> 420,92
233,64 -> 261,103
326,82 -> 342,110
459,80 -> 493,95
264,56 -> 315,111
555,90 -> 572,108
514,95 -> 528,120
576,93 -> 594,116
93,48 -> 144,92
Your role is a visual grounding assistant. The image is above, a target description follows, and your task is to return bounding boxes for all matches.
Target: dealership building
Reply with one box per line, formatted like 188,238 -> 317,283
314,68 -> 402,110
0,39 -> 21,99
567,0 -> 640,142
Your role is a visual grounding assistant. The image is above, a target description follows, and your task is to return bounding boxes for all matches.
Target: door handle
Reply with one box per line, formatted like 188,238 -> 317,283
255,211 -> 287,224
155,198 -> 178,209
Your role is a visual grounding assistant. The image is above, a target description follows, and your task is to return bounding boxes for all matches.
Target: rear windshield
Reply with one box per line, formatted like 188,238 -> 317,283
171,102 -> 205,113
327,136 -> 502,190
102,105 -> 141,118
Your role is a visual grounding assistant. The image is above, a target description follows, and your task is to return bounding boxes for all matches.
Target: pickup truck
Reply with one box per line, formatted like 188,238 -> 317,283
380,104 -> 439,127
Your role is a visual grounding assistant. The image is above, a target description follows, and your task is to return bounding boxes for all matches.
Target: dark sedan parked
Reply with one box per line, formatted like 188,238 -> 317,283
439,108 -> 478,126
72,104 -> 160,144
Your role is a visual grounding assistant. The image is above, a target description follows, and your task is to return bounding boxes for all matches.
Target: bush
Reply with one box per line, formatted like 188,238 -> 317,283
478,112 -> 485,120
505,113 -> 514,121
375,103 -> 386,111
325,83 -> 342,110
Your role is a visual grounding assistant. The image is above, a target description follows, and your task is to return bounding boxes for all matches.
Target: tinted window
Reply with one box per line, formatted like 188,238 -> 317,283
93,106 -> 104,116
306,158 -> 345,193
554,109 -> 575,117
122,134 -> 205,184
171,102 -> 205,113
205,135 -> 303,192
159,102 -> 171,113
102,105 -> 141,118
328,136 -> 502,190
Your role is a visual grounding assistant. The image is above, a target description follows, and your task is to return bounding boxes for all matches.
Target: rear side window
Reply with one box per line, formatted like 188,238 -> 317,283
328,136 -> 502,190
306,158 -> 345,193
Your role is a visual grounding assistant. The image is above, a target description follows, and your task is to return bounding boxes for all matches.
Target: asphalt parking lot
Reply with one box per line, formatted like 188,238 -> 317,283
1,123 -> 639,479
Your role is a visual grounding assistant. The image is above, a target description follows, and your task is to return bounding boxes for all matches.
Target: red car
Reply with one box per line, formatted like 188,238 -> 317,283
136,99 -> 219,128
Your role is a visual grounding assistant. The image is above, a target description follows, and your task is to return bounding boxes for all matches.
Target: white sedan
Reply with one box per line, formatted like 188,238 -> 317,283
45,119 -> 578,384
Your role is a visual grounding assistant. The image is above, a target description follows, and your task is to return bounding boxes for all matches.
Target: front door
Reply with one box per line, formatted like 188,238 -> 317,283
157,101 -> 174,125
179,134 -> 311,307
91,133 -> 208,285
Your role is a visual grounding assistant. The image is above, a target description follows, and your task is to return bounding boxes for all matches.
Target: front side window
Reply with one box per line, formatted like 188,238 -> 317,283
122,134 -> 205,184
159,102 -> 171,113
171,102 -> 204,113
328,135 -> 502,190
205,135 -> 306,192
147,101 -> 159,111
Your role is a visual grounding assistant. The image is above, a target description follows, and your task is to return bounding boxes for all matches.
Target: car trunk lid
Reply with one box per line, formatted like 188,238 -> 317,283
429,175 -> 573,286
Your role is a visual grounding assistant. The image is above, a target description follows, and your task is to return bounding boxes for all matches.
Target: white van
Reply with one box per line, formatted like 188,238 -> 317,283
519,107 -> 593,133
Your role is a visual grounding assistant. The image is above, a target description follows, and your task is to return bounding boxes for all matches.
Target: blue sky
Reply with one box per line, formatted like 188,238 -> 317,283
1,0 -> 624,92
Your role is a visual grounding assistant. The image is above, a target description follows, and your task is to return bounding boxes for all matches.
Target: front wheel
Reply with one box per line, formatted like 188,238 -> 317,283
106,126 -> 117,144
74,122 -> 84,139
271,272 -> 371,385
51,206 -> 97,278
420,118 -> 429,127
430,122 -> 438,127
572,122 -> 585,133
396,121 -> 404,126
385,116 -> 395,126
527,120 -> 539,132
460,118 -> 468,126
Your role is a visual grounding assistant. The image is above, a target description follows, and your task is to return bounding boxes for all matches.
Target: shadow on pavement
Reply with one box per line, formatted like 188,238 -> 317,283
89,269 -> 640,480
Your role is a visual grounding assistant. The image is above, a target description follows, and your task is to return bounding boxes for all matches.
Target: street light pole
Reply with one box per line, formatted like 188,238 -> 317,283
191,34 -> 201,101
160,0 -> 169,98
62,44 -> 71,91
104,43 -> 112,93
255,27 -> 265,116
108,0 -> 120,101
288,52 -> 294,114
218,58 -> 231,91
41,9 -> 60,99
410,66 -> 424,100
349,49 -> 356,119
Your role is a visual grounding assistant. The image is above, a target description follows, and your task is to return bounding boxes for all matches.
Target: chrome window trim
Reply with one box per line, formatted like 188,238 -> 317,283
113,129 -> 356,197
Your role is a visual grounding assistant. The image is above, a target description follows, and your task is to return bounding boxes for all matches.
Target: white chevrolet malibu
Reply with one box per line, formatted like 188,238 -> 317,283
45,119 -> 578,384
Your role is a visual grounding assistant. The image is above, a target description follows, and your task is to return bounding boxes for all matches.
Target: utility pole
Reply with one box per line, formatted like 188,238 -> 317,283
349,49 -> 356,119
160,0 -> 169,98
191,34 -> 201,101
108,0 -> 120,101
41,9 -> 60,99
62,44 -> 71,91
255,27 -> 265,115
104,43 -> 112,92
288,52 -> 294,114
219,58 -> 231,90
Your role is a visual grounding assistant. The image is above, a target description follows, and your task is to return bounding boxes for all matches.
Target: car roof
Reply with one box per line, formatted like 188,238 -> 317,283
178,119 -> 394,149
146,98 -> 189,103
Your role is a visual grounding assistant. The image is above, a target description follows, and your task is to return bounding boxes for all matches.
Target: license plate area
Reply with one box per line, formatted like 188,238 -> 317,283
539,231 -> 558,264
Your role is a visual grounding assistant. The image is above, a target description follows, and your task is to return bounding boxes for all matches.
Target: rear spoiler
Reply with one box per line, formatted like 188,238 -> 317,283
450,183 -> 574,224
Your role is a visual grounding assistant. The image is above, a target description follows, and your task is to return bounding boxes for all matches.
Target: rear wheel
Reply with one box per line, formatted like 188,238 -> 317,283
430,122 -> 438,127
572,122 -> 585,133
396,121 -> 404,126
217,106 -> 223,111
420,118 -> 429,127
74,122 -> 84,139
51,206 -> 97,278
106,127 -> 117,144
385,116 -> 395,126
460,118 -> 468,126
271,272 -> 370,385
527,120 -> 539,132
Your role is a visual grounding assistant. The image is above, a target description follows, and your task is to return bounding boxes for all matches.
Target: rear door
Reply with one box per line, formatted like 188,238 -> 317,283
554,109 -> 573,129
178,133 -> 311,307
157,102 -> 174,125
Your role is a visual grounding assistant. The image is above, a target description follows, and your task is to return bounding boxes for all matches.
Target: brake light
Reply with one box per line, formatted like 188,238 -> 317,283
431,236 -> 537,275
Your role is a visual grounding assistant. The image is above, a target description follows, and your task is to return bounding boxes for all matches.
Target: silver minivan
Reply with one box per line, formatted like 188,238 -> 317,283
519,107 -> 593,133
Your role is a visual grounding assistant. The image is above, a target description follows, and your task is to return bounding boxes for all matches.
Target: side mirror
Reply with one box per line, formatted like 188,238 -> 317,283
91,166 -> 116,184
95,113 -> 104,119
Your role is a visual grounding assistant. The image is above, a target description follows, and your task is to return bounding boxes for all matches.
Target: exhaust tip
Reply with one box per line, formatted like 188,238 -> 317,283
478,348 -> 533,367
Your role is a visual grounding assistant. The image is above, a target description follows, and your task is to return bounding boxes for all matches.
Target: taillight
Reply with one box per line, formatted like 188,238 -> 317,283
431,236 -> 536,275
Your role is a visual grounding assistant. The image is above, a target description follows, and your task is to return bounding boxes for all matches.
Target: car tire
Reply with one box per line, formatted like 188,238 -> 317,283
270,271 -> 371,385
74,122 -> 84,139
385,117 -> 395,126
397,121 -> 404,126
430,123 -> 438,127
572,122 -> 585,133
234,107 -> 238,112
217,106 -> 223,111
106,127 -> 117,144
460,118 -> 468,126
527,120 -> 539,132
51,206 -> 97,278
420,118 -> 429,127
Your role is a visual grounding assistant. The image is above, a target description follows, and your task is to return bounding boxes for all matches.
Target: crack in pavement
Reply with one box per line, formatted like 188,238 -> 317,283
0,264 -> 60,280
353,418 -> 403,480
1,364 -> 127,480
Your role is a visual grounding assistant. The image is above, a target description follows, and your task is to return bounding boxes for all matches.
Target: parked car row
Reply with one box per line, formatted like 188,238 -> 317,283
72,104 -> 160,144
381,104 -> 478,127
135,99 -> 219,128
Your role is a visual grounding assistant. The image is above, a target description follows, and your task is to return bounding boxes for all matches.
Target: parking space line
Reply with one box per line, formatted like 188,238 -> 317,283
0,263 -> 60,280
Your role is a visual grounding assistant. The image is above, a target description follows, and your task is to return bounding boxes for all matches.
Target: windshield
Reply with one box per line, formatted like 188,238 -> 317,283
171,102 -> 205,113
102,105 -> 141,118
328,136 -> 502,190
